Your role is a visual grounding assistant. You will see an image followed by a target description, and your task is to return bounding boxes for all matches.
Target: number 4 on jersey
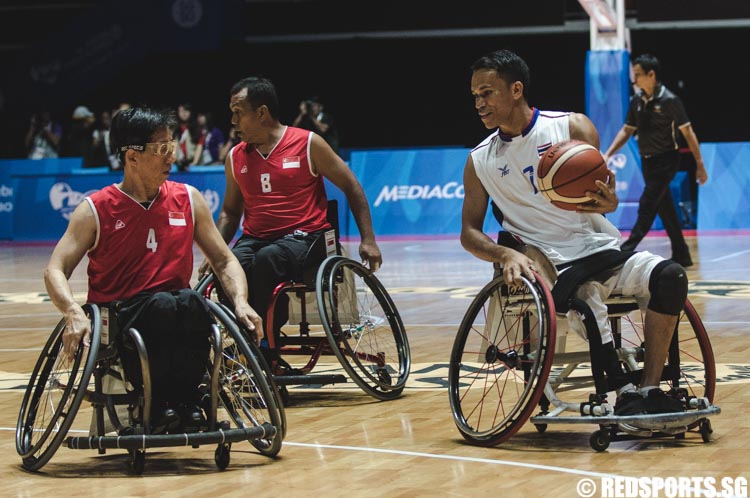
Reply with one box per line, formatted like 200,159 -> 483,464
146,228 -> 158,253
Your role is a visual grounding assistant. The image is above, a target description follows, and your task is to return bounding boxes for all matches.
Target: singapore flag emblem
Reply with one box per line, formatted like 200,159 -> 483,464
168,211 -> 186,226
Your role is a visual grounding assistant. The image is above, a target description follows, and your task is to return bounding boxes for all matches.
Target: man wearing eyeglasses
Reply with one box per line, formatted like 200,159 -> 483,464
44,106 -> 262,434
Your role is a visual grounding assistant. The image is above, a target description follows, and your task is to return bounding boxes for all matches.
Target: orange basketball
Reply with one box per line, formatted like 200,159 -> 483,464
537,140 -> 608,211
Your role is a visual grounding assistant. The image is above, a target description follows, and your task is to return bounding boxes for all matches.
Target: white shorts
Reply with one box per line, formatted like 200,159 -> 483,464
565,251 -> 665,344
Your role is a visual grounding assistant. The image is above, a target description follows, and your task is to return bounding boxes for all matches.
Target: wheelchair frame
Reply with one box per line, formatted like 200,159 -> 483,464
196,253 -> 411,402
448,272 -> 720,452
16,300 -> 284,474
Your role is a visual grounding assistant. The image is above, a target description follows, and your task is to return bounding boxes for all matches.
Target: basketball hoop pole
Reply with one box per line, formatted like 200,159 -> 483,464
578,0 -> 629,52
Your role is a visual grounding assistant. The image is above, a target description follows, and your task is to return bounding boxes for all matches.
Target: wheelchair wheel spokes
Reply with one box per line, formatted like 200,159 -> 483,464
16,305 -> 100,471
217,341 -> 282,456
318,257 -> 410,401
618,298 -> 715,405
449,276 -> 555,446
208,301 -> 284,457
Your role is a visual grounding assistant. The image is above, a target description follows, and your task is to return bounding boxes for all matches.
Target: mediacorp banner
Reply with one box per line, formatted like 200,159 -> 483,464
347,148 -> 488,237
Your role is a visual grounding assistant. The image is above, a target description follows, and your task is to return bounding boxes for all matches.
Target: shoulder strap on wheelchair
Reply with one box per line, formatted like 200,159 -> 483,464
552,250 -> 636,313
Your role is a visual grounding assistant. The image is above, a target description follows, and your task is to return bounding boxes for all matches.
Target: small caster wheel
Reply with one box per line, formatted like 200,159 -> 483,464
129,450 -> 145,475
534,423 -> 547,434
377,368 -> 393,386
700,419 -> 713,442
215,444 -> 231,470
590,430 -> 610,452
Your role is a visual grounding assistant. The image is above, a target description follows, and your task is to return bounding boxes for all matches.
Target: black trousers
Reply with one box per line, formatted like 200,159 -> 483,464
115,289 -> 212,405
621,150 -> 690,257
230,231 -> 320,341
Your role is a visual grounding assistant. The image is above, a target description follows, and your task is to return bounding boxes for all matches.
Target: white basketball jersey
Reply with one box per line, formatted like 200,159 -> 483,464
471,109 -> 621,264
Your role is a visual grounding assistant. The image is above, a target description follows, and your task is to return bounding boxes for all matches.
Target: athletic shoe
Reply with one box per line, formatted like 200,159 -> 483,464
642,388 -> 685,413
614,391 -> 646,416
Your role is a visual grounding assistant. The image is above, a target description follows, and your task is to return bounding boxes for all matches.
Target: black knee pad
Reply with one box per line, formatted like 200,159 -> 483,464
647,260 -> 688,315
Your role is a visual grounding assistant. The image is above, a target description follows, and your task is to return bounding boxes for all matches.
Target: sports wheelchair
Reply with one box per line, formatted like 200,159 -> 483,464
196,201 -> 411,402
16,298 -> 285,474
448,245 -> 720,452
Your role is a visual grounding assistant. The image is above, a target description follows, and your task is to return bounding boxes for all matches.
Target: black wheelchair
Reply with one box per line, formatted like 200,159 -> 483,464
16,298 -> 285,474
196,201 -> 411,402
448,245 -> 720,451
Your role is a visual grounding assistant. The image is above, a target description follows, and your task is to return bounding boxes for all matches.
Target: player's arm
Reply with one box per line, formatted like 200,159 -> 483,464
569,112 -> 600,149
310,134 -> 382,271
44,201 -> 97,359
191,186 -> 263,344
198,152 -> 244,275
215,152 -> 245,243
459,155 -> 536,285
569,113 -> 619,214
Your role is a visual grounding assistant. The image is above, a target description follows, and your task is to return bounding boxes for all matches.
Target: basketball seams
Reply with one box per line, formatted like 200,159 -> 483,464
538,144 -> 598,190
547,157 -> 606,191
536,141 -> 608,210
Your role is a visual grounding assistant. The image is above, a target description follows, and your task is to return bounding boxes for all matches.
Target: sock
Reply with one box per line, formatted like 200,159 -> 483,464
616,383 -> 636,396
638,385 -> 658,397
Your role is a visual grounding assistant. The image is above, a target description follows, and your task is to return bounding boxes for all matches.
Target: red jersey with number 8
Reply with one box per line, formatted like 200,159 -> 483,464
86,181 -> 195,303
230,126 -> 330,239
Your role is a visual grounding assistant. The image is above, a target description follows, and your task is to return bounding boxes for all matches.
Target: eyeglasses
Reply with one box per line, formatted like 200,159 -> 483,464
120,140 -> 178,156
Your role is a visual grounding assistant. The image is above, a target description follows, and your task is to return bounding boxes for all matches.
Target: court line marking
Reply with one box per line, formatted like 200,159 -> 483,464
259,441 -> 682,481
0,426 -> 642,480
708,249 -> 750,263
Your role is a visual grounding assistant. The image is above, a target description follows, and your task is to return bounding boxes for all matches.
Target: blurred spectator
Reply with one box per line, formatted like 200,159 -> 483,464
89,109 -> 121,170
218,126 -> 240,163
62,105 -> 97,163
25,110 -> 62,159
293,95 -> 339,153
191,111 -> 225,166
174,102 -> 196,171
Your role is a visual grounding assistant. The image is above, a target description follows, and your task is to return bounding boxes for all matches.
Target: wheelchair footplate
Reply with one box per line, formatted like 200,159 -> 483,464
273,373 -> 348,386
65,422 -> 278,451
530,396 -> 720,451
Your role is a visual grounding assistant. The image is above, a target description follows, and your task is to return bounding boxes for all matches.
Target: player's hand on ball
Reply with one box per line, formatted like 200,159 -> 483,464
577,169 -> 618,214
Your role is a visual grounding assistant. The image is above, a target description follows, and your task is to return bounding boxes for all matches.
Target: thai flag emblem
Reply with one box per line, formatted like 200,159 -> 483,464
537,142 -> 552,157
169,211 -> 186,226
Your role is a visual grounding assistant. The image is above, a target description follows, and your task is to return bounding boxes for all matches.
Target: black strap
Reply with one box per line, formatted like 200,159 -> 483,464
551,249 -> 636,313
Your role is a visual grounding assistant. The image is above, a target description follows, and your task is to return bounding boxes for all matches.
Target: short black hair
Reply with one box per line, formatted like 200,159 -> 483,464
633,53 -> 661,81
230,76 -> 280,119
110,106 -> 177,163
470,49 -> 531,101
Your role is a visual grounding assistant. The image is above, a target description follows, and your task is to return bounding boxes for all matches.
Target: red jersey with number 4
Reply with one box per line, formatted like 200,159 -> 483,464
230,126 -> 330,239
85,181 -> 195,303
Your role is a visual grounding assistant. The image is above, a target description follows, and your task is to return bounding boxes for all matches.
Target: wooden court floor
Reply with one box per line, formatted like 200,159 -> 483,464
1,233 -> 748,497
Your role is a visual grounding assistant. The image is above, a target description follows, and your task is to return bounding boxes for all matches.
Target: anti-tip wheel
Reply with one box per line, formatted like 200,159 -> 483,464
589,430 -> 610,452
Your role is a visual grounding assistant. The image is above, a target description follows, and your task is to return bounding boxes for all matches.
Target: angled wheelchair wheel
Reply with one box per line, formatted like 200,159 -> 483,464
617,297 -> 716,423
207,300 -> 285,456
16,304 -> 101,471
448,274 -> 556,446
194,272 -> 215,300
316,256 -> 410,400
